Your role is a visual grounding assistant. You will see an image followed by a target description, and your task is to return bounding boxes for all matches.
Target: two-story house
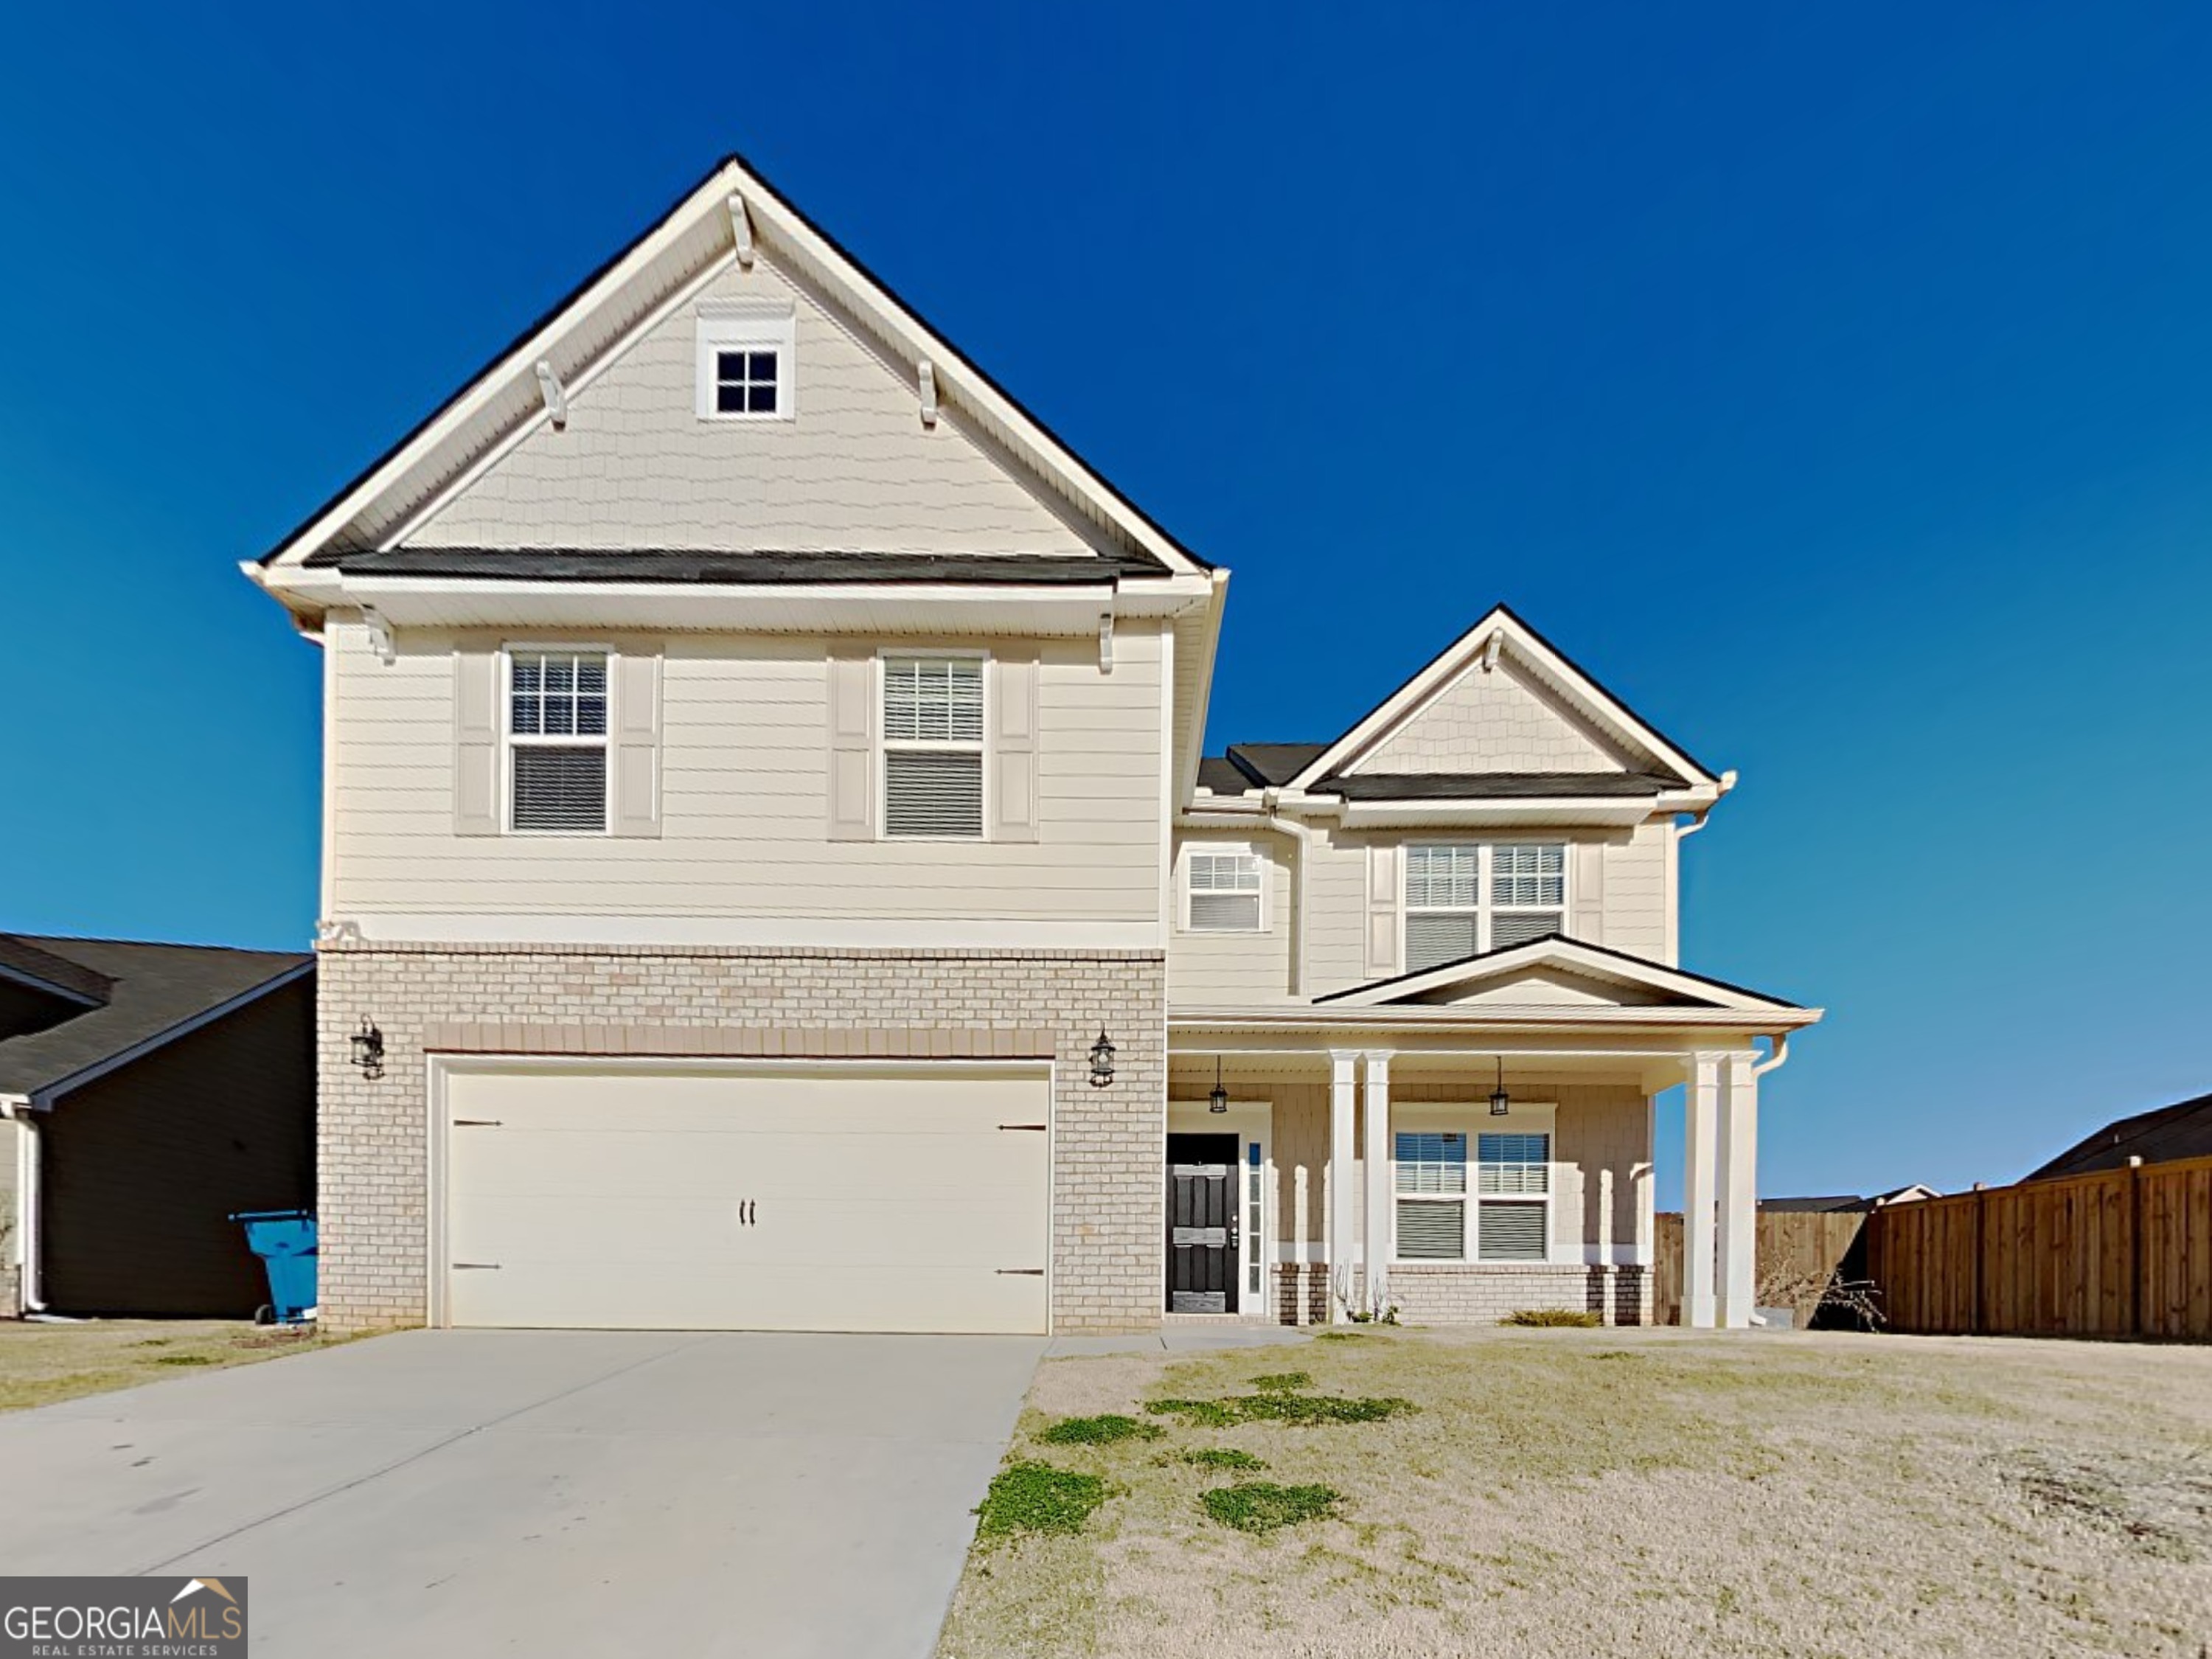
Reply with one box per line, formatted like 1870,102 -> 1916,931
246,154 -> 1819,1338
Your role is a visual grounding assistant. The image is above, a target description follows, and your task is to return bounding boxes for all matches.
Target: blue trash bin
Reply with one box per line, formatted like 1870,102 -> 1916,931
230,1209 -> 319,1325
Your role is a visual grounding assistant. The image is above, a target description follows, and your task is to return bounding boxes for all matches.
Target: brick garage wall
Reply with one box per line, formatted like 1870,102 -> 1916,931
1387,1264 -> 1649,1326
317,942 -> 1165,1334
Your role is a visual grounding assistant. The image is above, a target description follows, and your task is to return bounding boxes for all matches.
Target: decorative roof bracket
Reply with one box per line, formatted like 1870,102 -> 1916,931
728,193 -> 754,268
359,606 -> 396,666
1099,611 -> 1115,674
917,359 -> 939,428
533,359 -> 567,428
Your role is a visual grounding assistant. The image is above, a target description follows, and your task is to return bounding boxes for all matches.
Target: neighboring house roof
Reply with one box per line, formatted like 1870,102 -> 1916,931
1312,934 -> 1813,1015
254,151 -> 1211,582
1760,1194 -> 1872,1213
0,936 -> 313,1107
310,547 -> 1172,584
0,935 -> 114,1009
2028,1092 -> 2212,1180
1196,756 -> 1255,793
1317,771 -> 1680,801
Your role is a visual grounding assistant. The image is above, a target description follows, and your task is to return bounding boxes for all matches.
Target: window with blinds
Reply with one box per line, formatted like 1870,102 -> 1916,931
1187,849 -> 1263,931
1394,1131 -> 1467,1259
1404,843 -> 1567,969
1477,1130 -> 1549,1261
508,650 -> 608,832
883,655 -> 984,838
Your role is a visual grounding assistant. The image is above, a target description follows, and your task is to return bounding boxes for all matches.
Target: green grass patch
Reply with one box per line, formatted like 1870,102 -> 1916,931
1037,1413 -> 1163,1446
153,1354 -> 217,1366
1312,1330 -> 1366,1342
1147,1391 -> 1414,1428
1248,1371 -> 1311,1394
1168,1447 -> 1269,1472
1498,1309 -> 1604,1328
1201,1481 -> 1344,1534
974,1461 -> 1111,1539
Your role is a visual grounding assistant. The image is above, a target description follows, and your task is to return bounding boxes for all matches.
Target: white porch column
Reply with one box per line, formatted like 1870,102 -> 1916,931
1683,1053 -> 1720,1329
1717,1050 -> 1760,1329
1327,1051 -> 1358,1321
1361,1051 -> 1392,1318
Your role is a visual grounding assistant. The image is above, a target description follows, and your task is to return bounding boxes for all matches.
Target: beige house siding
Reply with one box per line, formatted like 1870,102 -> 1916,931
328,619 -> 1164,928
403,256 -> 1108,557
1165,831 -> 1298,1004
317,942 -> 1165,1333
1345,658 -> 1637,776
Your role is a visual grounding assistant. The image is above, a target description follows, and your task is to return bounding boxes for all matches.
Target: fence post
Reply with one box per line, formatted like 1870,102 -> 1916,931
2126,1155 -> 2144,1338
1971,1183 -> 1988,1336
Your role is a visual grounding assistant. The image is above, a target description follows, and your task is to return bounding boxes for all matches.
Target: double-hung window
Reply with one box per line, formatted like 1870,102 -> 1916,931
882,655 -> 984,838
1392,1127 -> 1552,1262
507,649 -> 608,832
1403,843 -> 1566,970
1186,849 -> 1264,931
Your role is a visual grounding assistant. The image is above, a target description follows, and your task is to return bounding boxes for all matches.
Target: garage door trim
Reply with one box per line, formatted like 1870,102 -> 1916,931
425,1054 -> 1055,1331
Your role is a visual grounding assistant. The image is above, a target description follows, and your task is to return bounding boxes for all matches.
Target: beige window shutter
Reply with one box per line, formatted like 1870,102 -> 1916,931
1571,841 -> 1604,943
1365,842 -> 1400,978
988,649 -> 1040,843
612,648 -> 663,838
453,646 -> 500,835
826,645 -> 874,841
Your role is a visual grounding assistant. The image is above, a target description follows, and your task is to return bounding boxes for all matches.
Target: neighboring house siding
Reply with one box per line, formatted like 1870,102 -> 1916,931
316,942 -> 1165,1333
403,257 -> 1107,556
1344,659 -> 1636,776
39,977 -> 315,1318
327,619 -> 1165,930
1166,832 -> 1297,1004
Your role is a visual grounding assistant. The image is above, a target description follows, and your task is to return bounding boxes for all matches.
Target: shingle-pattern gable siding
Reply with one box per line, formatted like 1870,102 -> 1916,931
404,256 -> 1108,557
316,942 -> 1165,1333
1346,661 -> 1635,776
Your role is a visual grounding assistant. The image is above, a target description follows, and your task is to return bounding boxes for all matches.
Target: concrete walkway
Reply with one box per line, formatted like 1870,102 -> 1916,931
0,1329 -> 1043,1658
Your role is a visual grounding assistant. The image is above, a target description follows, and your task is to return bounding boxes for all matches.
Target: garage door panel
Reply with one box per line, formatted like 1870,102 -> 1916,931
444,1063 -> 1050,1334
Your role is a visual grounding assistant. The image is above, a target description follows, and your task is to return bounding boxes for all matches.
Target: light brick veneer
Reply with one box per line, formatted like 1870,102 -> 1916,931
316,941 -> 1165,1334
1386,1263 -> 1649,1326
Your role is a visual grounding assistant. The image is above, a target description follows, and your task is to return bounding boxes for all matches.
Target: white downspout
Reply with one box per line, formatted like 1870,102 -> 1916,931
1753,1032 -> 1790,1079
4,1099 -> 41,1314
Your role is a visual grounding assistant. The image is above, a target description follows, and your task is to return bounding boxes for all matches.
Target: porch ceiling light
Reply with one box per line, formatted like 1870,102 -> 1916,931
350,1019 -> 386,1082
1208,1056 -> 1229,1115
1088,1027 -> 1117,1089
1489,1054 -> 1510,1117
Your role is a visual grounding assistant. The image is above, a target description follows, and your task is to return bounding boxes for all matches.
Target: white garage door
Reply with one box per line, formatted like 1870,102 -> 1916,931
442,1062 -> 1050,1334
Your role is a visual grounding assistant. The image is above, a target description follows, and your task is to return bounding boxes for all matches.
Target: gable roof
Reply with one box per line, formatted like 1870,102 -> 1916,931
2028,1092 -> 2212,1180
1314,934 -> 1812,1015
0,934 -> 114,1009
254,152 -> 1211,585
1284,605 -> 1720,795
0,936 -> 313,1107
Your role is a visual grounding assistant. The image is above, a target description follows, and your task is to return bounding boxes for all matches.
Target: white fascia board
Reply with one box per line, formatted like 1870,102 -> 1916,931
1319,938 -> 1808,1015
1172,570 -> 1232,810
1334,797 -> 1669,831
1286,609 -> 1719,793
1167,1005 -> 1825,1032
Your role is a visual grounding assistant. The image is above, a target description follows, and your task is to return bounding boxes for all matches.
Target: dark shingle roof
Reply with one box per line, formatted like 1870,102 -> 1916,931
1759,1194 -> 1871,1214
1223,743 -> 1329,787
309,546 -> 1169,582
1196,757 -> 1254,793
1315,771 -> 1683,801
0,936 -> 312,1102
2028,1093 -> 2212,1180
0,935 -> 114,1006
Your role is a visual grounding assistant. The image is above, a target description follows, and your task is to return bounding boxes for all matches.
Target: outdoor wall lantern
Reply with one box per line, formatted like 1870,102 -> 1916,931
1489,1054 -> 1511,1117
1208,1055 -> 1230,1115
1088,1027 -> 1117,1088
350,1019 -> 386,1081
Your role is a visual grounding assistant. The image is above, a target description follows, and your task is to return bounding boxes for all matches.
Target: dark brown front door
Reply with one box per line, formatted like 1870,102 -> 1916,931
1166,1132 -> 1240,1313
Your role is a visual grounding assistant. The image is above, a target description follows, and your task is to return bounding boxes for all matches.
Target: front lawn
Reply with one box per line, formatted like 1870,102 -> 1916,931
0,1319 -> 350,1412
937,1326 -> 2212,1658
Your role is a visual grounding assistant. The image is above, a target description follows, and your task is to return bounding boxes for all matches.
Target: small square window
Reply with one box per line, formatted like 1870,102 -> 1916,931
709,344 -> 780,418
698,306 -> 796,422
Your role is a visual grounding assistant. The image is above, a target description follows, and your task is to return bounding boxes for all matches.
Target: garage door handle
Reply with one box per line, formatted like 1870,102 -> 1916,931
996,1268 -> 1045,1276
453,1262 -> 502,1270
454,1119 -> 503,1127
998,1123 -> 1047,1132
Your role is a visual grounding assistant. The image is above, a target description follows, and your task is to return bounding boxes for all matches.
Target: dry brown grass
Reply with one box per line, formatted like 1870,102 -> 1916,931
0,1319 -> 356,1412
936,1327 -> 2212,1658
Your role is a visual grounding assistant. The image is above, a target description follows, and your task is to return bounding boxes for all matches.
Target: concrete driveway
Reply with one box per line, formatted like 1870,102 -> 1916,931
0,1329 -> 1043,1658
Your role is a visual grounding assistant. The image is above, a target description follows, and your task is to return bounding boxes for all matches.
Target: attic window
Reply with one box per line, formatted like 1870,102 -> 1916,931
695,302 -> 796,422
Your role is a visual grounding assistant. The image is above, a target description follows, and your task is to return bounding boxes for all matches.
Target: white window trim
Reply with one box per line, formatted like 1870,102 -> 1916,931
1177,841 -> 1270,934
694,302 -> 797,422
877,648 -> 990,843
1388,1102 -> 1558,1266
501,642 -> 613,837
1401,840 -> 1570,969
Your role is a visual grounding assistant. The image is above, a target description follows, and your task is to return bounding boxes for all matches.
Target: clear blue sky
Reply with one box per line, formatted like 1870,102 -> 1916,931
4,4 -> 2208,1203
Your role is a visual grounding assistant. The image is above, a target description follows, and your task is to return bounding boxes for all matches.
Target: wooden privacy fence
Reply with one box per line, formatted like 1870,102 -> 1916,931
1652,1210 -> 1868,1327
1865,1155 -> 2212,1340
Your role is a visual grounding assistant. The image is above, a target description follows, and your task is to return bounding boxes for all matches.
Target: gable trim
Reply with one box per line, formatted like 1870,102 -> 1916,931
1313,934 -> 1806,1012
260,152 -> 1211,582
1286,605 -> 1720,793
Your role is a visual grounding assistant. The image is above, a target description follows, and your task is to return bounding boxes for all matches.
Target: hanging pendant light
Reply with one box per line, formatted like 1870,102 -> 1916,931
1208,1055 -> 1230,1114
1489,1054 -> 1511,1116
